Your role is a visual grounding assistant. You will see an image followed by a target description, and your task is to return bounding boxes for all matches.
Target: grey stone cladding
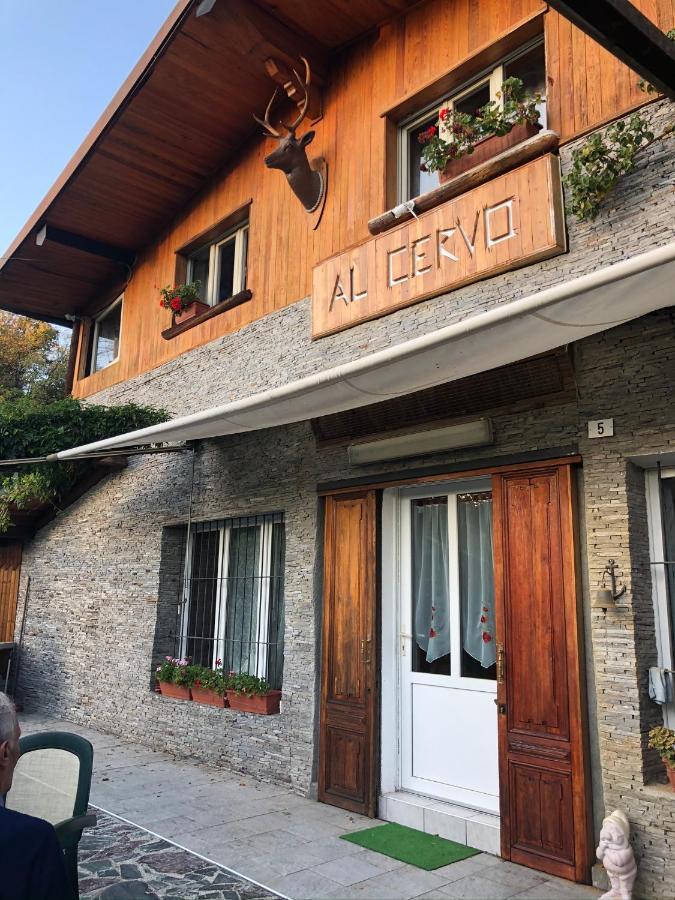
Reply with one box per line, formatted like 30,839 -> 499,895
15,99 -> 675,897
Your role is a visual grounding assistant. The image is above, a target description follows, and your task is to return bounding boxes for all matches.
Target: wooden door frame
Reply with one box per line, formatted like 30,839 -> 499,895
493,462 -> 592,883
318,489 -> 379,816
317,457 -> 591,881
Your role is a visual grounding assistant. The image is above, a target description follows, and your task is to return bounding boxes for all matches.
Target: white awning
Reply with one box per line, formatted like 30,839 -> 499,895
51,242 -> 675,461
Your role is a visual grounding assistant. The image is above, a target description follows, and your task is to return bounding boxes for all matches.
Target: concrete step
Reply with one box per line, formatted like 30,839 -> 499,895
379,790 -> 500,855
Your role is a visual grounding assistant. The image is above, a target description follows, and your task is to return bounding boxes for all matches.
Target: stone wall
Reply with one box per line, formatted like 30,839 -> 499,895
15,98 -> 675,896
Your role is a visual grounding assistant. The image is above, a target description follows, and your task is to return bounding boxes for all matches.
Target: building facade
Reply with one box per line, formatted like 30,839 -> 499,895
1,1 -> 675,896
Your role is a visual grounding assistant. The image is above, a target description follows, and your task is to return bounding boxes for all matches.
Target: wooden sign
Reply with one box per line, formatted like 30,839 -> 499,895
312,154 -> 566,338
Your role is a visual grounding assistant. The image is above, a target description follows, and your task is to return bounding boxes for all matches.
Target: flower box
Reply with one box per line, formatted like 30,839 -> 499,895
157,680 -> 192,701
439,121 -> 541,183
226,689 -> 282,715
192,684 -> 228,708
663,761 -> 675,791
174,300 -> 210,325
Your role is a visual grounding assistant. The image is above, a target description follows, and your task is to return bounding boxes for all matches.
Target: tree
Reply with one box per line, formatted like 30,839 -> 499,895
0,311 -> 70,402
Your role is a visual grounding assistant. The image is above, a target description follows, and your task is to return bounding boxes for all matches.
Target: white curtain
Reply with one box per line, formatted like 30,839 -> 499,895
458,497 -> 496,669
412,500 -> 450,663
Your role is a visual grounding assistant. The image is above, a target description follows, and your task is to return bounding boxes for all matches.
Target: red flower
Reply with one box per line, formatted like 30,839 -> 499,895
439,108 -> 450,121
170,297 -> 182,311
480,615 -> 487,624
429,628 -> 437,638
483,607 -> 489,612
482,632 -> 492,643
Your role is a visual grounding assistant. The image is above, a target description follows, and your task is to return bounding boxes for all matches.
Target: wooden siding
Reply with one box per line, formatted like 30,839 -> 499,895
0,542 -> 22,643
72,0 -> 674,398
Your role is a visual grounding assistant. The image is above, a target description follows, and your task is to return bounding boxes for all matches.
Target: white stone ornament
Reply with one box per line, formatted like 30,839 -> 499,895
596,809 -> 637,900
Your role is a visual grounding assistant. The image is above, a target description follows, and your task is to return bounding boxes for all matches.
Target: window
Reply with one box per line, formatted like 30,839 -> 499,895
409,488 -> 495,681
647,468 -> 675,727
186,222 -> 248,306
178,513 -> 285,689
88,296 -> 122,374
399,39 -> 546,200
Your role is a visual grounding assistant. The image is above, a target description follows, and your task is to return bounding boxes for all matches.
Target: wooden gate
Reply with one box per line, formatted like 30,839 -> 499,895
493,464 -> 591,882
318,491 -> 378,816
0,542 -> 22,642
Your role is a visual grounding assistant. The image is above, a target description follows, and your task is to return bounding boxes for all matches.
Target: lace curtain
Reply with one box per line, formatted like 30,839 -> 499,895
412,494 -> 495,669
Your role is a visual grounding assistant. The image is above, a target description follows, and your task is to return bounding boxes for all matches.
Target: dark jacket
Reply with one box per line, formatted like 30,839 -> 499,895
0,805 -> 73,900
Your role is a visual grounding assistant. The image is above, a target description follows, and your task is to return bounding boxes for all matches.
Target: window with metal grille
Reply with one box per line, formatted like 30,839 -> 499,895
177,513 -> 285,689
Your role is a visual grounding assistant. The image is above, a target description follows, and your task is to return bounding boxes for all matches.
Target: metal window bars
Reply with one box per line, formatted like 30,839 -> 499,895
175,512 -> 285,690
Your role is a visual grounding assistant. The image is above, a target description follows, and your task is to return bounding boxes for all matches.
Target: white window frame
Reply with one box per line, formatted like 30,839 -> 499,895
186,222 -> 248,307
88,295 -> 123,375
646,467 -> 675,728
398,36 -> 546,202
179,516 -> 277,678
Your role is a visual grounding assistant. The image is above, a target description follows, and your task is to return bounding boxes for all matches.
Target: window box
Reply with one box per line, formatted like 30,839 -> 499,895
192,684 -> 228,708
226,689 -> 282,715
161,289 -> 252,340
439,121 -> 541,183
173,299 -> 210,326
157,681 -> 192,701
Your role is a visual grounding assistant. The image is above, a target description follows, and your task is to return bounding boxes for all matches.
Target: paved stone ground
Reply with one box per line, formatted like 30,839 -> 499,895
79,809 -> 278,899
21,713 -> 601,900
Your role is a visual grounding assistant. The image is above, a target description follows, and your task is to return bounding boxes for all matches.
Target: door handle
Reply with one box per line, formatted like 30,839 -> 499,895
361,638 -> 372,665
496,643 -> 505,685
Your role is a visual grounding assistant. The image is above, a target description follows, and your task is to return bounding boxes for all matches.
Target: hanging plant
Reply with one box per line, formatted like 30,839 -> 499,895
418,77 -> 543,175
563,27 -> 675,222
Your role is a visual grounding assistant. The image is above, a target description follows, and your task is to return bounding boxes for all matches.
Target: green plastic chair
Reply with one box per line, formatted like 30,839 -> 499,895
6,731 -> 97,899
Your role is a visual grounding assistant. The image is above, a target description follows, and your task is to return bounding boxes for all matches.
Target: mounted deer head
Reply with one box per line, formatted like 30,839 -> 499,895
254,57 -> 325,214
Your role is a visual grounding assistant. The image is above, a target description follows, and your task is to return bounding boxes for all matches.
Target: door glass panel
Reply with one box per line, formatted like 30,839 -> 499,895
411,497 -> 450,675
458,492 -> 496,679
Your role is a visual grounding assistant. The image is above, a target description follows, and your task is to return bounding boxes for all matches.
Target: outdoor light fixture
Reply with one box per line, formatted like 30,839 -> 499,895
593,559 -> 627,609
347,418 -> 493,466
195,0 -> 217,16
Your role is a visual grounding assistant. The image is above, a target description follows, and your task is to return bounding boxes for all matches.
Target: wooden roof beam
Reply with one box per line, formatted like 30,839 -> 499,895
36,225 -> 136,267
194,0 -> 329,86
547,0 -> 675,99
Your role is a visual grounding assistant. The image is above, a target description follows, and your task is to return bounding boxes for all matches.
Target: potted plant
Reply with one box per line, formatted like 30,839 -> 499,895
419,77 -> 543,184
225,673 -> 282,715
191,661 -> 229,708
648,725 -> 675,790
155,656 -> 195,701
158,281 -> 208,324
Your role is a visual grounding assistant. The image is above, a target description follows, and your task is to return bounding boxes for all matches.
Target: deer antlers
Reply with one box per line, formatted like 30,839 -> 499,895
254,56 -> 311,137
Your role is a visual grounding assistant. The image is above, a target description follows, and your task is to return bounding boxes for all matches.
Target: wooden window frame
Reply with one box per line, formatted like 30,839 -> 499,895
397,36 -> 547,203
88,294 -> 123,375
186,221 -> 249,308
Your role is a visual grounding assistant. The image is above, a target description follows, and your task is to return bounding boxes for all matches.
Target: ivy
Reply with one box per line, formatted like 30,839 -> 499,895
0,396 -> 167,533
564,28 -> 675,222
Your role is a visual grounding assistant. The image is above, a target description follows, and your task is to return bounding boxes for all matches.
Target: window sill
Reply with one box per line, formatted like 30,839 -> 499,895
368,128 -> 559,237
161,289 -> 252,340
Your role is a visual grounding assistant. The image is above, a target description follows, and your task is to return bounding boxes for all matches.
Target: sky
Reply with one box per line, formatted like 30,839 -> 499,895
0,0 -> 178,257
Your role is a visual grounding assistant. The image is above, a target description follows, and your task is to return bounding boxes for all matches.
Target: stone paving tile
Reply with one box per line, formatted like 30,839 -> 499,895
24,714 -> 601,900
439,873 -> 523,899
310,855 -> 389,886
79,809 -> 279,899
268,868 -> 346,900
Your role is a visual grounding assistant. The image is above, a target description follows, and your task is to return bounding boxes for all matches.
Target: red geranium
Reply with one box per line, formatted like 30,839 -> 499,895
170,297 -> 182,311
482,632 -> 492,643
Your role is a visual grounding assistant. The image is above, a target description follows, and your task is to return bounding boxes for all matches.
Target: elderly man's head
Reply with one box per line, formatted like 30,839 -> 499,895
0,692 -> 20,797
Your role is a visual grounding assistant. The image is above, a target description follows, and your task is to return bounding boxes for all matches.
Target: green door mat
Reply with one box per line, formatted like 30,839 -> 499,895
340,822 -> 480,870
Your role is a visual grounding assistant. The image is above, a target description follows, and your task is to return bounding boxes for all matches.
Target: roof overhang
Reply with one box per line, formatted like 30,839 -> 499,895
0,0 -> 418,324
47,242 -> 675,460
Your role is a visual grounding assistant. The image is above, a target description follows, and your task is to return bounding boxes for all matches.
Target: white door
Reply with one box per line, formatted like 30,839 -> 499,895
396,480 -> 499,813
